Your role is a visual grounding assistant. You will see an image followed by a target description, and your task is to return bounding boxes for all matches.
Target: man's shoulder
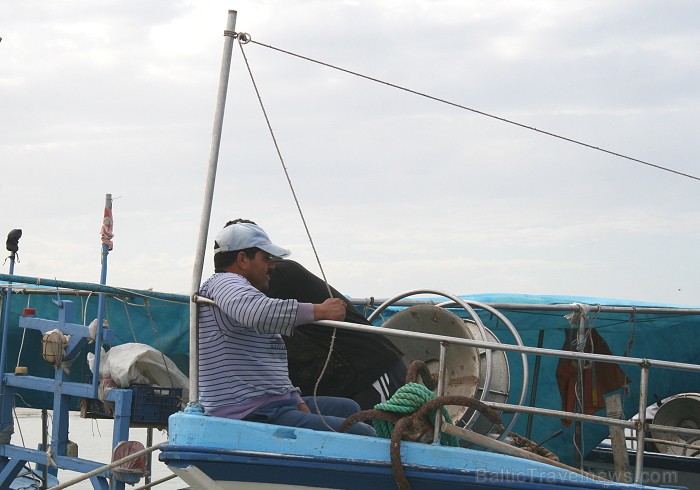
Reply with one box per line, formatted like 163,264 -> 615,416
200,272 -> 251,295
203,272 -> 246,285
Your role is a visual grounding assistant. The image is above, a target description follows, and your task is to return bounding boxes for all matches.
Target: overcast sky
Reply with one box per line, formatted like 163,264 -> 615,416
2,1 -> 699,305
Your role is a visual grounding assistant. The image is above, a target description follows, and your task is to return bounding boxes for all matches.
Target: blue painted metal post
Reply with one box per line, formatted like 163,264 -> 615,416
0,250 -> 15,385
92,194 -> 113,398
0,216 -> 131,489
0,234 -> 19,385
108,388 -> 130,490
111,389 -> 133,448
0,230 -> 21,444
50,303 -> 76,469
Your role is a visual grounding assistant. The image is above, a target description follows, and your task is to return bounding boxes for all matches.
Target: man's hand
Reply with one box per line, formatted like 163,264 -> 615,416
313,298 -> 347,321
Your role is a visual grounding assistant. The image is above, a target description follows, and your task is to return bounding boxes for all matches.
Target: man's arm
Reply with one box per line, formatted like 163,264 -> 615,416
313,298 -> 346,321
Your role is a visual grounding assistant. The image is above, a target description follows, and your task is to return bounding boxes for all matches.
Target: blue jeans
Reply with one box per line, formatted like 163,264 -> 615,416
244,396 -> 376,437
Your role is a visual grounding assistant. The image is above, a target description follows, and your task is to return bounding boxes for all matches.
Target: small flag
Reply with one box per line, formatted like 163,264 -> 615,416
101,207 -> 114,250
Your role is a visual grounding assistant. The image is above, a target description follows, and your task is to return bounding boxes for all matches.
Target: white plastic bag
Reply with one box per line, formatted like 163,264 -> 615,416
88,343 -> 189,403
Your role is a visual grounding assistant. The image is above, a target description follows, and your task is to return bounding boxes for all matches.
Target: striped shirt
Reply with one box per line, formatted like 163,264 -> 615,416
197,272 -> 314,418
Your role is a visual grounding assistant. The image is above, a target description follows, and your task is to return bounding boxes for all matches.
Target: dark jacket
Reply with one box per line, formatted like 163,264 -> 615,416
267,259 -> 404,397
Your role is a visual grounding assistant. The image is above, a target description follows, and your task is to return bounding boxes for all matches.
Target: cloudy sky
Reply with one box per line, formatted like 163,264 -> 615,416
2,1 -> 699,305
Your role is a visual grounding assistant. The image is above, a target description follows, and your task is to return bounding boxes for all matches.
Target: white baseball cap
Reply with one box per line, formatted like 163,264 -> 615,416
214,222 -> 291,258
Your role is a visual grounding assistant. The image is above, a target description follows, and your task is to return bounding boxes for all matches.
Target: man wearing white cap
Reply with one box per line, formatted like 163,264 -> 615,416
197,219 -> 375,436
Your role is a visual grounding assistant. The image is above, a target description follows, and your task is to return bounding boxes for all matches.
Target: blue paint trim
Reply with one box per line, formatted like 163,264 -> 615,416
160,445 -> 651,489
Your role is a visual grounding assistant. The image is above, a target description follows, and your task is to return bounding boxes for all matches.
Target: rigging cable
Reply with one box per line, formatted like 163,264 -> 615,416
237,34 -> 334,297
246,37 -> 699,182
237,34 -> 338,430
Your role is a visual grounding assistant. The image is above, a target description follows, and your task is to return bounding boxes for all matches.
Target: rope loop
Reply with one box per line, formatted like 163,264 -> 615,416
373,382 -> 459,446
237,32 -> 252,44
340,362 -> 505,490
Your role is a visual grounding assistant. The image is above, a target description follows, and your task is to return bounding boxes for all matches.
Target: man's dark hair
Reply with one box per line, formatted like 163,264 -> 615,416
225,218 -> 256,227
214,248 -> 258,272
214,218 -> 259,272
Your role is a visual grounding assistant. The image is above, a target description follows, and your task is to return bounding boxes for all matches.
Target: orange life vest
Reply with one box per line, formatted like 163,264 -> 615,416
556,328 -> 629,426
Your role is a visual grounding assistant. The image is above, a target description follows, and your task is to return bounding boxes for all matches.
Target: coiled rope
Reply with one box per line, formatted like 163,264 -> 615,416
373,382 -> 458,447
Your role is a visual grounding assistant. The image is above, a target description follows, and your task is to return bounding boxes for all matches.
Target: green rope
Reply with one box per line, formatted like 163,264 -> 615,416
373,382 -> 459,446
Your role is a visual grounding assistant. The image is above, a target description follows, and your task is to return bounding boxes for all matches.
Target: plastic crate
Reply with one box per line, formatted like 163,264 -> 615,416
81,385 -> 182,426
130,385 -> 182,424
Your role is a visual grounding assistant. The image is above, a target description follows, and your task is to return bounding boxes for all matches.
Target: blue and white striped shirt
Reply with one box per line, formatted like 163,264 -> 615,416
197,272 -> 314,418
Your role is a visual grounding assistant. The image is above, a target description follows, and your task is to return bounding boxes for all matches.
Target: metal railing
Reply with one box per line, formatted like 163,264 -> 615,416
5,276 -> 700,484
312,313 -> 700,484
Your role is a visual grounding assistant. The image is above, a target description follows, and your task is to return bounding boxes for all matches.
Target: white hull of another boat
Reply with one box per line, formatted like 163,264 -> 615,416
170,464 -> 329,490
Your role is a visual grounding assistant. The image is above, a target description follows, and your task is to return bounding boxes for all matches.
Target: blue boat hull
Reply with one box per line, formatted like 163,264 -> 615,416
159,412 -> 670,489
163,447 -> 616,489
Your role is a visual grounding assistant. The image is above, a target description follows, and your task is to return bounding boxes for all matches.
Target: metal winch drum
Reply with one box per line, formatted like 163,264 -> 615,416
461,319 -> 510,435
381,304 -> 511,436
651,392 -> 700,457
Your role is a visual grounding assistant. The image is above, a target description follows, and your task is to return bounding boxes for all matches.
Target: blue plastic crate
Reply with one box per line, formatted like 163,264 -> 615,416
81,385 -> 182,426
130,385 -> 182,424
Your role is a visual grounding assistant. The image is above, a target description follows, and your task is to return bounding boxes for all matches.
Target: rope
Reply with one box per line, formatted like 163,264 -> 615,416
373,383 -> 459,446
237,35 -> 338,431
237,37 -> 332,297
82,291 -> 94,324
11,404 -> 26,447
565,304 -> 590,467
246,37 -> 700,183
48,442 -> 164,490
624,307 -> 637,357
508,432 -> 559,461
120,296 -> 139,342
142,298 -> 175,388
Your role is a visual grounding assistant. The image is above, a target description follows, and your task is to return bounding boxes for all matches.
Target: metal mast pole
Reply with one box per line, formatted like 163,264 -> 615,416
188,10 -> 237,405
91,193 -> 112,397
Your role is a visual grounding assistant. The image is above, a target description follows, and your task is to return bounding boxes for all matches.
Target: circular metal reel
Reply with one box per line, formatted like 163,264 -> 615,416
381,304 -> 481,425
437,299 -> 529,439
368,289 -> 494,413
652,393 -> 700,456
458,321 -> 510,438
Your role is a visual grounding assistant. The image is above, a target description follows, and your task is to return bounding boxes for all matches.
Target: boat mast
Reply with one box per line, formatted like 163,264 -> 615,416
91,192 -> 112,398
189,10 -> 238,405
